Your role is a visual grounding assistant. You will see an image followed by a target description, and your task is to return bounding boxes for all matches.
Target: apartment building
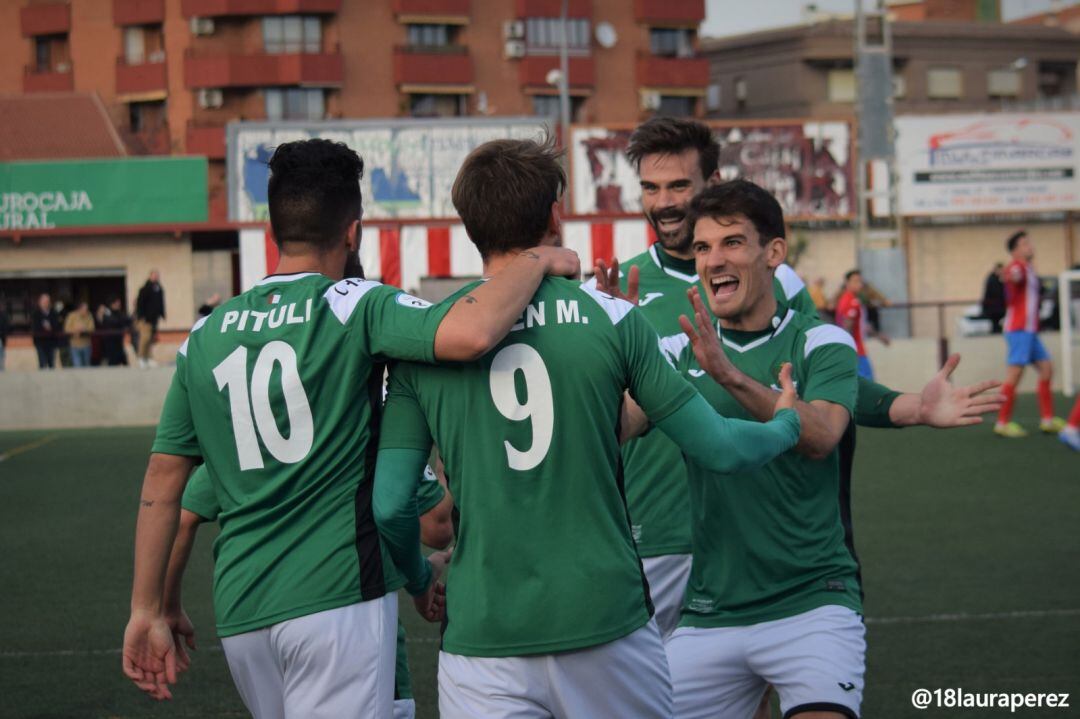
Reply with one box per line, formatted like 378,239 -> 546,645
701,17 -> 1080,119
1,0 -> 710,220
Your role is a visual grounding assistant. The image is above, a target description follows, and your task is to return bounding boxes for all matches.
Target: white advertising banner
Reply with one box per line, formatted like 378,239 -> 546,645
895,113 -> 1080,215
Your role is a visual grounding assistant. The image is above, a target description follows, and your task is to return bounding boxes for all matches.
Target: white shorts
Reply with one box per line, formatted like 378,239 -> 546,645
642,553 -> 693,640
667,604 -> 865,719
220,594 -> 398,719
393,698 -> 416,719
438,619 -> 672,719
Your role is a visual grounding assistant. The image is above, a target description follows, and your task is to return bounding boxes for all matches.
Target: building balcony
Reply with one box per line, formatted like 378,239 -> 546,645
634,0 -> 704,25
636,54 -> 708,88
519,55 -> 594,88
121,125 -> 172,155
113,0 -> 165,25
116,58 -> 168,96
186,121 -> 226,159
23,66 -> 74,93
180,0 -> 340,16
184,49 -> 343,89
394,46 -> 473,87
515,0 -> 591,18
393,0 -> 469,18
20,3 -> 71,37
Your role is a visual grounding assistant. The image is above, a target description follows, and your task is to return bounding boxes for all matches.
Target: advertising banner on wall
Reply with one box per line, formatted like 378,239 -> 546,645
228,118 -> 550,222
0,157 -> 207,230
571,120 -> 853,219
895,113 -> 1080,215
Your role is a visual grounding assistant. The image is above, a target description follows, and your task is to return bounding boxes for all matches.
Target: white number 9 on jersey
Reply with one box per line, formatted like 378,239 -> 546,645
488,344 -> 554,471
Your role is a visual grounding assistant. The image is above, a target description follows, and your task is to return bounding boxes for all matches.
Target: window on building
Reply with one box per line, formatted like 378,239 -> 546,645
735,77 -> 748,108
129,100 -> 166,132
265,88 -> 326,120
407,24 -> 457,48
531,94 -> 585,120
525,17 -> 590,54
706,83 -> 721,112
893,73 -> 906,99
34,35 -> 69,73
927,67 -> 962,99
1038,62 -> 1072,99
827,69 -> 856,103
649,28 -> 694,58
409,93 -> 466,118
987,69 -> 1021,98
657,95 -> 696,117
262,16 -> 321,54
124,26 -> 165,64
124,27 -> 145,64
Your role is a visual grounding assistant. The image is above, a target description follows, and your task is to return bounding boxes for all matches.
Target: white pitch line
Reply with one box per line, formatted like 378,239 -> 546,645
0,636 -> 443,659
865,608 -> 1080,626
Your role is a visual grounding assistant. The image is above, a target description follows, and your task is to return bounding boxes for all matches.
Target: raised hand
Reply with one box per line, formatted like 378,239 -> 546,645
774,363 -> 796,415
530,246 -> 581,280
678,289 -> 735,384
917,353 -> 1004,428
122,611 -> 179,701
593,258 -> 640,305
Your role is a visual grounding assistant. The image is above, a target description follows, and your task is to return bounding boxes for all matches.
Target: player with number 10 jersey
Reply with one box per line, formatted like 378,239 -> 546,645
128,139 -> 582,716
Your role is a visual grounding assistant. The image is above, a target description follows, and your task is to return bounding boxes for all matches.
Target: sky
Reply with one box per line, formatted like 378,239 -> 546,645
700,0 -> 1080,38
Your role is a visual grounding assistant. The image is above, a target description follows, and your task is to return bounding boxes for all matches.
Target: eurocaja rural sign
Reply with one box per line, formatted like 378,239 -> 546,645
0,157 -> 208,230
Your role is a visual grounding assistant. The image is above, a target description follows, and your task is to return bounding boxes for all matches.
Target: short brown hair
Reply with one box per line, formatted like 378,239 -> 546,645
626,117 -> 719,180
452,138 -> 566,259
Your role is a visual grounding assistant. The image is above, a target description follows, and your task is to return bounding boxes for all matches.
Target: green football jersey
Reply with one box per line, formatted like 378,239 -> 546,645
152,272 -> 451,637
381,277 -> 699,657
416,464 -> 446,516
664,302 -> 863,627
605,245 -> 816,557
181,464 -> 219,521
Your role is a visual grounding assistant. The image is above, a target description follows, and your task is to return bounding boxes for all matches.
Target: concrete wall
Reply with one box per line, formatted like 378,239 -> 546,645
0,365 -> 173,430
2,334 -> 1072,431
866,332 -> 1073,394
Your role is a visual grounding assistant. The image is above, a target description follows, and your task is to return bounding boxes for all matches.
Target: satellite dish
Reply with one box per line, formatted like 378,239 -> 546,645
595,22 -> 617,49
545,68 -> 564,86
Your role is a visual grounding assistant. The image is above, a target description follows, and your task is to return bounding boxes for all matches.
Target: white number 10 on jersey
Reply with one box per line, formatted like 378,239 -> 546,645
213,341 -> 314,470
489,344 -> 554,471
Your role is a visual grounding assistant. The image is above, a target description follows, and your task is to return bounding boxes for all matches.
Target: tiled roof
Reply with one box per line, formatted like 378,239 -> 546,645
0,93 -> 126,162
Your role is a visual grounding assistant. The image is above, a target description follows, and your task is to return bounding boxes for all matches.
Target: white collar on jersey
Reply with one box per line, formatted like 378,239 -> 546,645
649,245 -> 699,283
255,272 -> 321,286
716,309 -> 796,353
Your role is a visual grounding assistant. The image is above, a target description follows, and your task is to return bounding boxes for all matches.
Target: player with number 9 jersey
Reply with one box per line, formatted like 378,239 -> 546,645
373,139 -> 800,719
128,139 -> 583,717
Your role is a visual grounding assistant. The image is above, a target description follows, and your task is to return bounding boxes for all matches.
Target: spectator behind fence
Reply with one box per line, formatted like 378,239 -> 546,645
808,276 -> 831,318
980,262 -> 1006,334
64,302 -> 95,368
31,293 -> 60,370
0,305 -> 9,371
134,270 -> 165,368
99,297 -> 131,366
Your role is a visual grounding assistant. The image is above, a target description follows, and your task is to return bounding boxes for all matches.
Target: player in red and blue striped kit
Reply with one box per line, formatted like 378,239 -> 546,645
994,230 -> 1064,438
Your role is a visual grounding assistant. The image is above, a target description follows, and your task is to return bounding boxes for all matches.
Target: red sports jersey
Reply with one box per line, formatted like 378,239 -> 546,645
1003,260 -> 1040,333
835,290 -> 867,356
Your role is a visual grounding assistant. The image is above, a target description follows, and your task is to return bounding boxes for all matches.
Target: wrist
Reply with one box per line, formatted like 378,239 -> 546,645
406,558 -> 434,597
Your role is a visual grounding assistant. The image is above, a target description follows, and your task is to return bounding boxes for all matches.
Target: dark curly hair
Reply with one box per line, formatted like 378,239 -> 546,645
686,180 -> 786,245
626,117 -> 719,180
267,139 -> 364,251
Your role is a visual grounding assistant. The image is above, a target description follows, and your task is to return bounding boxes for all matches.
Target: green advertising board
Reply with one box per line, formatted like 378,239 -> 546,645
0,157 -> 207,230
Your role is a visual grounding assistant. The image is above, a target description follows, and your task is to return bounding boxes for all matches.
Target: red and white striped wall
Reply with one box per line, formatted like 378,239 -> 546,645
239,218 -> 659,292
